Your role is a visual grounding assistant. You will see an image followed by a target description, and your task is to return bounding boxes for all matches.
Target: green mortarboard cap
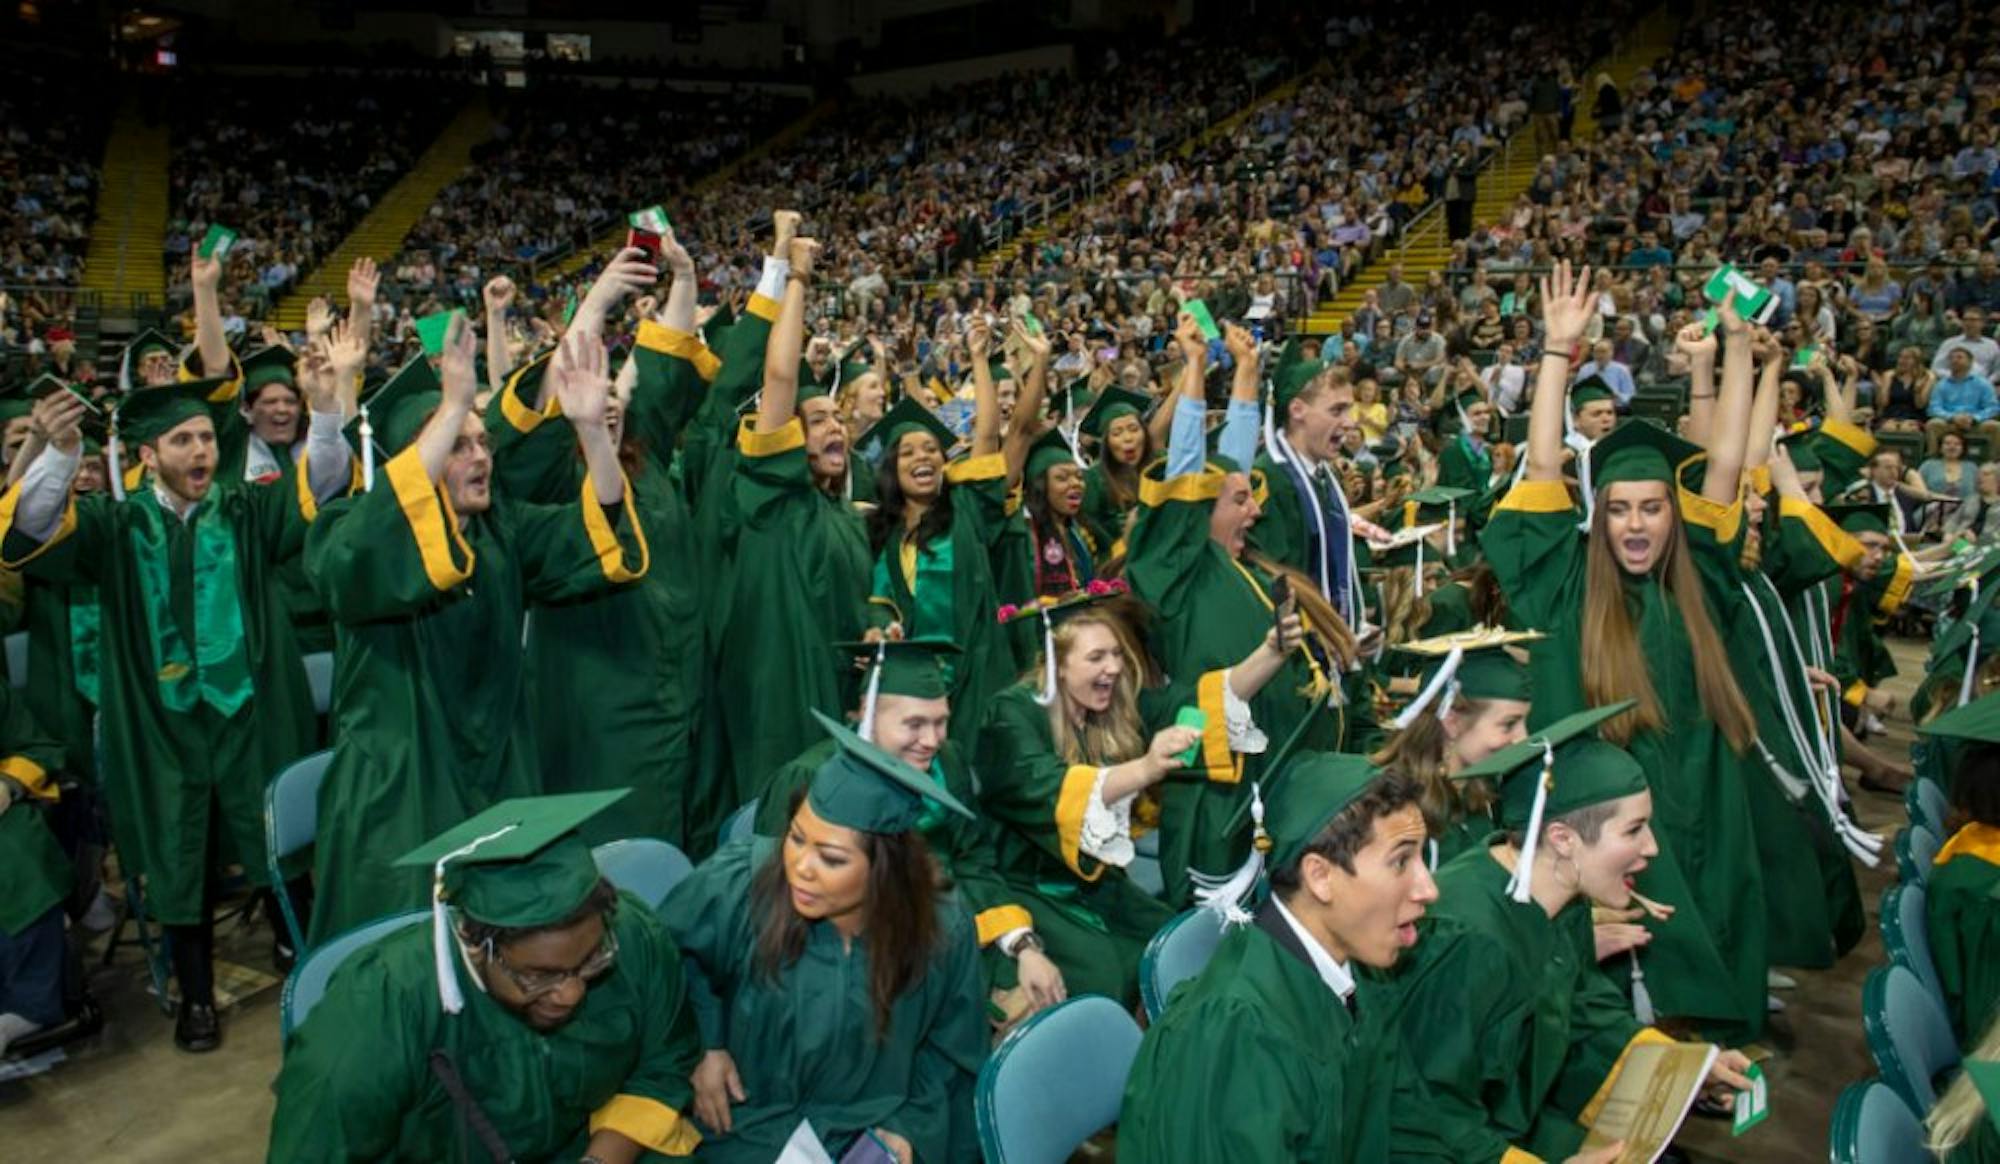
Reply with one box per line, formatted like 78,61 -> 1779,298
1569,378 -> 1616,410
1587,418 -> 1699,491
1027,428 -> 1082,481
1389,628 -> 1544,719
838,361 -> 877,390
834,637 -> 958,702
1263,750 -> 1386,873
116,380 -> 223,445
1061,375 -> 1095,416
1917,689 -> 2000,744
1930,585 -> 2000,672
239,345 -> 299,400
1455,387 -> 1488,413
859,396 -> 956,460
123,328 -> 179,363
1455,702 -> 1642,829
394,789 -> 627,928
1777,429 -> 1822,475
1272,360 -> 1326,414
413,310 -> 465,359
1079,386 -> 1149,440
1409,485 -> 1475,522
804,709 -> 974,834
986,358 -> 1014,384
1454,649 -> 1533,703
365,355 -> 448,455
1825,501 -> 1890,536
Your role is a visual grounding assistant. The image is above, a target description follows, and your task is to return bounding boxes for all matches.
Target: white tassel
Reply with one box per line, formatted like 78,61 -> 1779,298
1033,606 -> 1058,707
857,640 -> 888,741
1414,537 -> 1427,598
1392,645 -> 1464,729
429,823 -> 519,1015
1445,500 -> 1458,558
1191,781 -> 1267,928
106,411 -> 127,502
1507,740 -> 1555,903
359,404 -> 376,492
1960,578 -> 1983,708
1263,395 -> 1283,466
1629,950 -> 1655,1023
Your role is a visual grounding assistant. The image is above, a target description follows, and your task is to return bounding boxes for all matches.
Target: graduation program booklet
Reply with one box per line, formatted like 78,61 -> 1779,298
1579,1040 -> 1718,1163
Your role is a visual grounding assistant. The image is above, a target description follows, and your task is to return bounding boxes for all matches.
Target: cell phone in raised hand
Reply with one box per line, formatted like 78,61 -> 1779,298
625,228 -> 664,263
1270,575 -> 1295,644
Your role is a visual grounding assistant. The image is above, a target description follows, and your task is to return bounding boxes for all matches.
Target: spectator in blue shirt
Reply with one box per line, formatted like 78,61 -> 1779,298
1623,229 -> 1674,268
1925,346 -> 2000,455
1573,339 -> 1637,408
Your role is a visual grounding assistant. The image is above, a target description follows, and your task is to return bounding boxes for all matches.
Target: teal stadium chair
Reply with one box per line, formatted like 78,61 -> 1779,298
1879,882 -> 1946,1007
1828,1079 -> 1930,1164
1895,824 -> 1942,886
1863,963 -> 1962,1112
1139,908 -> 1226,1021
975,995 -> 1144,1163
281,910 -> 427,1041
590,838 -> 693,911
264,749 -> 333,953
302,650 -> 335,715
1906,777 -> 1948,837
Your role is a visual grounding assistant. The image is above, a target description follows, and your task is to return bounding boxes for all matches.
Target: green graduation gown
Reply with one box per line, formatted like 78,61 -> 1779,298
304,446 -> 647,941
1485,478 -> 1766,1040
1126,462 -> 1355,905
715,417 -> 873,806
0,476 -> 318,924
868,454 -> 1016,749
0,680 -> 73,937
659,839 -> 988,1163
1117,901 -> 1400,1161
18,575 -> 100,782
1080,460 -> 1137,553
487,322 -> 709,849
1928,823 -> 2000,1043
971,683 -> 1178,1004
269,893 -> 705,1162
1391,843 -> 1668,1162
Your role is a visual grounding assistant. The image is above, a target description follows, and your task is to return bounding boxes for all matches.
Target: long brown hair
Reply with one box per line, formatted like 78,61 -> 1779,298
1370,699 -> 1499,838
751,795 -> 942,1040
1375,566 -> 1432,646
1580,489 -> 1756,751
1245,552 -> 1357,699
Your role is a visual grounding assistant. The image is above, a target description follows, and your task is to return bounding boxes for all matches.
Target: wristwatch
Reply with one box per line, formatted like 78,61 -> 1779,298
1004,931 -> 1045,958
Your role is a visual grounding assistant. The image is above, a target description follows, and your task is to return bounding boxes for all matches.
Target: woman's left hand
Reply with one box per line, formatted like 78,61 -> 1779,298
1703,1049 -> 1755,1104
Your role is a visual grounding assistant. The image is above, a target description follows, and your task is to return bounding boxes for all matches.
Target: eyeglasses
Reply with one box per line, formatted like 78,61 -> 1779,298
480,929 -> 619,1000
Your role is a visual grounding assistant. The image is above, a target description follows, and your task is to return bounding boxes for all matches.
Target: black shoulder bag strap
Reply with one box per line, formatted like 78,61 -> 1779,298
428,1048 -> 514,1164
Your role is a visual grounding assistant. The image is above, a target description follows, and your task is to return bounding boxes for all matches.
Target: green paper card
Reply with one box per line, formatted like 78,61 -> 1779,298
1173,706 -> 1207,767
199,224 -> 239,260
1703,265 -> 1777,326
628,205 -> 672,233
1732,1063 -> 1769,1136
1182,299 -> 1222,341
414,309 -> 464,357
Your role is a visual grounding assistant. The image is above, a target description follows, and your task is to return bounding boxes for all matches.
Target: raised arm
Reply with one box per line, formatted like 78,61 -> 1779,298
659,228 -> 698,334
1676,321 -> 1718,446
345,257 -> 378,353
1218,323 -> 1263,470
482,276 -> 517,400
1002,321 -> 1052,485
1702,296 -> 1755,505
569,247 -> 659,342
968,317 -> 1002,457
549,331 -> 626,508
188,244 -> 231,378
412,314 -> 481,484
755,237 -> 817,434
1745,331 -> 1783,470
1165,313 -> 1210,479
1526,261 -> 1594,481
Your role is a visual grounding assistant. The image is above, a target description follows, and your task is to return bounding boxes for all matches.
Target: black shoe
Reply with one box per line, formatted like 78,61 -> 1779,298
174,1001 -> 220,1053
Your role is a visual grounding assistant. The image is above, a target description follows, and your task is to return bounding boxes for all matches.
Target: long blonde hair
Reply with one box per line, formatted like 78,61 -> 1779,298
1927,1010 -> 2000,1154
1376,566 -> 1433,647
1039,609 -> 1148,766
1581,488 -> 1756,751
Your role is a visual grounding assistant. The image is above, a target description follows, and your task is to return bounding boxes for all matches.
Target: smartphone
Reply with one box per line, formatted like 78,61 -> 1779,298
838,1130 -> 901,1164
1172,706 -> 1207,768
624,228 -> 663,262
1271,575 -> 1295,642
1098,346 -> 1120,363
63,383 -> 102,415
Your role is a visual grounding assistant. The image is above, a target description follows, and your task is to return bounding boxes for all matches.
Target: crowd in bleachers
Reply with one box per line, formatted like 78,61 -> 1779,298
0,55 -> 107,291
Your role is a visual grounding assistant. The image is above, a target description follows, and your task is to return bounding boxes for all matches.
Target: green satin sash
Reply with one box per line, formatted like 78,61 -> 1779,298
127,494 -> 253,715
874,529 -> 958,680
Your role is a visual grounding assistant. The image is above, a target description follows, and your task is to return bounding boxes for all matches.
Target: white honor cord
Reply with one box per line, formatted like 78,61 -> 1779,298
1740,578 -> 1881,864
1960,578 -> 1984,708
